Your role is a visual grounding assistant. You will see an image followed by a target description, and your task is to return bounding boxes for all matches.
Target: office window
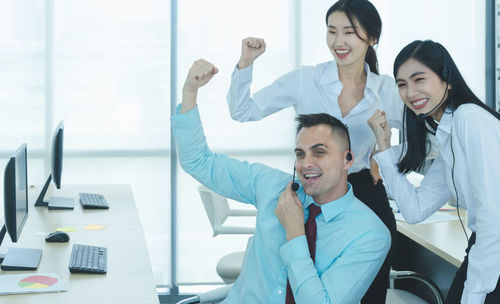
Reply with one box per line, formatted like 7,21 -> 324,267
0,0 -> 172,286
0,1 -> 45,152
52,0 -> 170,151
50,0 -> 171,286
176,0 -> 297,284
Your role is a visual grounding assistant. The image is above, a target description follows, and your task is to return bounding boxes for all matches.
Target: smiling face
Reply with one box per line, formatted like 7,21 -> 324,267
396,58 -> 449,120
295,124 -> 351,204
326,11 -> 371,68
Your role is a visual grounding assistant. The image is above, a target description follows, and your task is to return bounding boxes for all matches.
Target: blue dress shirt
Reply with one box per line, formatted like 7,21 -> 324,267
172,105 -> 391,304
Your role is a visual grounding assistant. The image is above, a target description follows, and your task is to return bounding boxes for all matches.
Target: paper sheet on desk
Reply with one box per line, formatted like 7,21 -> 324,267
394,211 -> 459,224
0,273 -> 67,295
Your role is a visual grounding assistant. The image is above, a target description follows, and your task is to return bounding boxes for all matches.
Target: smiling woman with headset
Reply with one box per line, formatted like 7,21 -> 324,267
368,40 -> 500,304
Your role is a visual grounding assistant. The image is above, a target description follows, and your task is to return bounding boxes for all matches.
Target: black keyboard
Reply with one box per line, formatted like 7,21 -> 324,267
69,244 -> 107,274
79,192 -> 109,209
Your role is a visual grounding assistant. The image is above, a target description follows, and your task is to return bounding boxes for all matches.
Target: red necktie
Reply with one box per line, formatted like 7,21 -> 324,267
285,204 -> 322,304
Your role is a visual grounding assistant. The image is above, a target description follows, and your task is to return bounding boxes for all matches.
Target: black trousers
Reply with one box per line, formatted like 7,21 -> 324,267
445,233 -> 500,303
348,169 -> 396,304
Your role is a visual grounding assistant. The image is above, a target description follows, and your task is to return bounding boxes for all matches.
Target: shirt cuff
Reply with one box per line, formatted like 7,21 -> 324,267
233,63 -> 253,83
373,146 -> 398,168
461,286 -> 487,304
171,104 -> 198,124
279,235 -> 309,266
373,147 -> 401,199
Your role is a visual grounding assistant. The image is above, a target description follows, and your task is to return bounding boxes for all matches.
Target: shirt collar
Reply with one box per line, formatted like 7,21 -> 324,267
319,61 -> 341,85
319,61 -> 381,102
364,63 -> 381,101
436,107 -> 453,141
302,183 -> 355,223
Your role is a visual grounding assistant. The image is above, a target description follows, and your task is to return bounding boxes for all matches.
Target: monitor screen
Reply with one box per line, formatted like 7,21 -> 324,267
51,121 -> 64,189
34,121 -> 64,206
3,143 -> 28,243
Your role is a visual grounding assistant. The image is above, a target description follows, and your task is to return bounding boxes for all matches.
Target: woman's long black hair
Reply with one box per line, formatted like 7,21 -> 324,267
394,40 -> 500,173
325,0 -> 382,75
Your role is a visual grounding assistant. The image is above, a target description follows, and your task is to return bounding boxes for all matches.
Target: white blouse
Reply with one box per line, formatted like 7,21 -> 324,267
374,103 -> 500,303
227,61 -> 404,173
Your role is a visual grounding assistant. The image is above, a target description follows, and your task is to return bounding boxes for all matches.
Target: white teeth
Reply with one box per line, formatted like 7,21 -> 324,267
304,173 -> 321,179
412,99 -> 428,106
335,50 -> 349,54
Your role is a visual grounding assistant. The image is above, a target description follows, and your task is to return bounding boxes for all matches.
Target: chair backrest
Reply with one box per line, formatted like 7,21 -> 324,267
198,185 -> 231,233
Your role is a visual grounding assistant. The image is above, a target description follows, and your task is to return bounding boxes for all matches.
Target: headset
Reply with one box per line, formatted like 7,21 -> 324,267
418,42 -> 469,242
346,129 -> 353,162
291,124 -> 352,192
417,43 -> 450,121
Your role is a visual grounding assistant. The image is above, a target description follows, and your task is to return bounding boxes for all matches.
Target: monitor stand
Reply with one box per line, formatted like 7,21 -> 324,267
48,196 -> 75,210
34,176 -> 73,209
1,248 -> 42,270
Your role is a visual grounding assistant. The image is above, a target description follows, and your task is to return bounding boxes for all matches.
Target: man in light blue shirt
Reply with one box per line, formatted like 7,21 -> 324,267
172,59 -> 391,303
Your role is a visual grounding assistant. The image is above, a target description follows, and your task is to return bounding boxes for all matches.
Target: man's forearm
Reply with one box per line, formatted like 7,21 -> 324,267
181,87 -> 198,113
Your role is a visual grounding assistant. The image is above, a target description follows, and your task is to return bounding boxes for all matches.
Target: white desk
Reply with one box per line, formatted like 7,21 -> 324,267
0,184 -> 159,304
394,207 -> 471,298
27,184 -> 143,226
396,210 -> 471,267
396,210 -> 470,268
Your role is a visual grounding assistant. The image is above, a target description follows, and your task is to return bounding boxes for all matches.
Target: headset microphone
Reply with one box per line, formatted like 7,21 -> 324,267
345,127 -> 353,161
416,96 -> 447,120
291,166 -> 299,192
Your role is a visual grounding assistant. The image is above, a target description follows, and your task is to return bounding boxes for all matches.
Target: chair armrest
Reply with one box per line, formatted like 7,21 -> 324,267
199,284 -> 232,302
214,225 -> 255,236
176,296 -> 200,304
176,285 -> 232,304
228,209 -> 257,217
390,270 -> 444,304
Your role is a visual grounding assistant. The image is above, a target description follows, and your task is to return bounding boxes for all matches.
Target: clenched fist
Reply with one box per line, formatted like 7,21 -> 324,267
275,182 -> 305,241
367,110 -> 391,151
181,59 -> 218,113
183,59 -> 219,92
237,37 -> 266,69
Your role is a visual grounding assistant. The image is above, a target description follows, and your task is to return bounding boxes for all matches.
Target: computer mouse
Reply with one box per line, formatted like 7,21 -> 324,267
45,231 -> 70,243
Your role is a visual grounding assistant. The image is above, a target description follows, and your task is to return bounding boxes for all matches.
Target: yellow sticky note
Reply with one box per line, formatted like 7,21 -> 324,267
83,224 -> 106,231
56,227 -> 77,232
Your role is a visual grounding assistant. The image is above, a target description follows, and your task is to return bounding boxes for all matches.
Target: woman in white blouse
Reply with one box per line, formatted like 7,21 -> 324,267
368,40 -> 500,304
226,0 -> 402,302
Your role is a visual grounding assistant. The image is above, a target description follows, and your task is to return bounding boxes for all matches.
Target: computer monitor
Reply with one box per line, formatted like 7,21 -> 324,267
34,121 -> 73,209
52,121 -> 64,188
0,143 -> 42,270
3,143 -> 28,242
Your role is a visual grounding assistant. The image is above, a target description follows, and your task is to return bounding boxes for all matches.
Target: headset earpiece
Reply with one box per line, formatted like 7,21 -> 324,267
346,152 -> 352,161
438,43 -> 449,82
442,68 -> 448,81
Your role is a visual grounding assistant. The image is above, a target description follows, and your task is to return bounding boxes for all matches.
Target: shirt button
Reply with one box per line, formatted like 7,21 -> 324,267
277,289 -> 282,294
